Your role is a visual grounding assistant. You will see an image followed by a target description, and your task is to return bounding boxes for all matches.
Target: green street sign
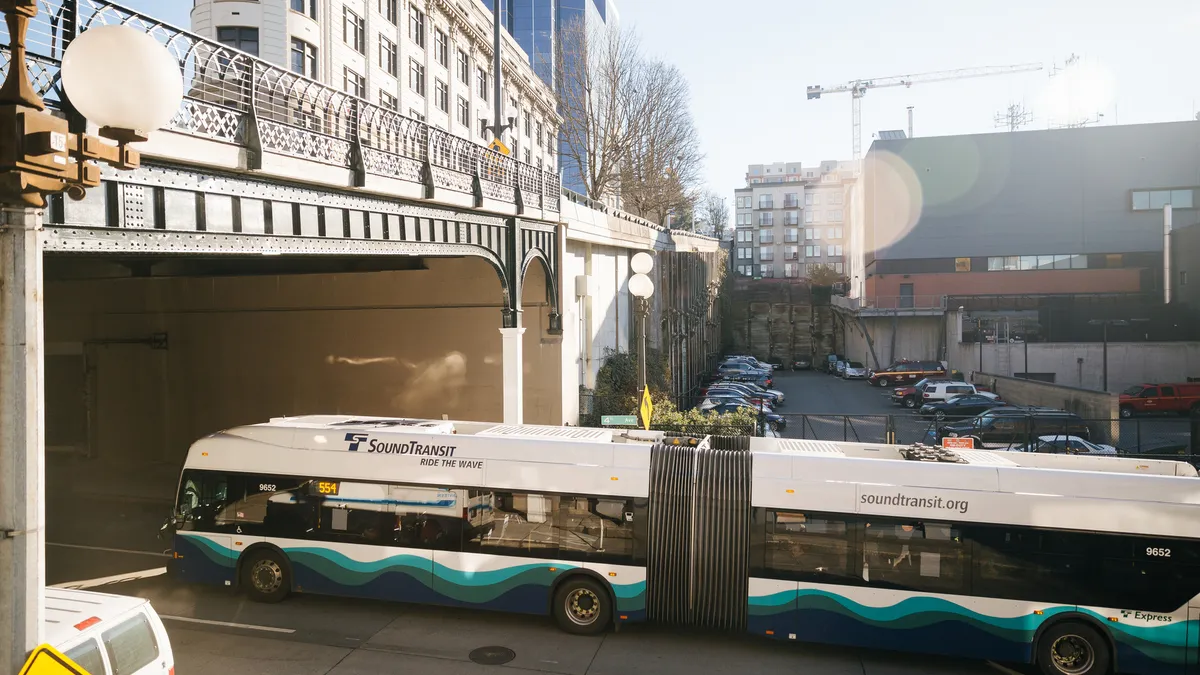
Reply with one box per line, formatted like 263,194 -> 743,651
601,415 -> 638,426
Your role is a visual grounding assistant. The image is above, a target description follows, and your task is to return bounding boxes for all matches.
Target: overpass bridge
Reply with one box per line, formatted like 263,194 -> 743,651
1,0 -> 722,484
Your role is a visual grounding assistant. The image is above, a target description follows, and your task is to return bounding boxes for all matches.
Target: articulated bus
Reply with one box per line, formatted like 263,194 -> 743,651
166,415 -> 1200,675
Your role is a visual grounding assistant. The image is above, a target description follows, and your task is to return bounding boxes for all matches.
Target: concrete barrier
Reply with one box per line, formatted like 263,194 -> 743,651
970,372 -> 1119,443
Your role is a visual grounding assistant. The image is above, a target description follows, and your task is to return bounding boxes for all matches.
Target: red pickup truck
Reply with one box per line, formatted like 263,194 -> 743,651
1119,383 -> 1200,418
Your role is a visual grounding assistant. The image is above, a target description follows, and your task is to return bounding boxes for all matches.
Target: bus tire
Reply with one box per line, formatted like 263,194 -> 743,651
1036,621 -> 1110,675
552,577 -> 611,636
242,549 -> 290,603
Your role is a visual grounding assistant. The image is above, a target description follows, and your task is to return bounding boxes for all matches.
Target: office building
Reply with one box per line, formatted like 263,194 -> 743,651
732,160 -> 859,280
191,0 -> 559,171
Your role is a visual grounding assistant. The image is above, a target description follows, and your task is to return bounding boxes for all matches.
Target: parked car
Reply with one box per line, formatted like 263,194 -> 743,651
834,360 -> 848,377
842,361 -> 868,379
918,394 -> 1008,420
707,380 -> 785,405
934,407 -> 1091,446
720,371 -> 774,388
891,378 -> 958,408
701,400 -> 787,431
867,359 -> 948,388
703,388 -> 775,410
792,356 -> 812,370
722,355 -> 774,372
823,354 -> 846,374
1012,434 -> 1117,455
47,588 -> 175,675
1119,383 -> 1200,418
921,381 -> 988,404
716,362 -> 770,379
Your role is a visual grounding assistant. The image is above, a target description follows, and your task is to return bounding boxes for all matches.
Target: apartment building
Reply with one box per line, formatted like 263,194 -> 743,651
732,160 -> 858,280
191,0 -> 560,170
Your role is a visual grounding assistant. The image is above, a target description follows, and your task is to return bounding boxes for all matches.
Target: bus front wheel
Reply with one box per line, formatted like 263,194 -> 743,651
552,577 -> 611,636
242,549 -> 291,603
1036,621 -> 1110,675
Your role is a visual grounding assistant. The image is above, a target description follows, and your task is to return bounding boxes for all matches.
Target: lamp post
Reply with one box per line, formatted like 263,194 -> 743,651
0,4 -> 182,670
629,252 -> 655,401
1088,318 -> 1149,391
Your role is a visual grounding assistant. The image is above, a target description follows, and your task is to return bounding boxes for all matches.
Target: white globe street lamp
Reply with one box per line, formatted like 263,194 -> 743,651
630,251 -> 654,276
628,272 -> 654,300
61,24 -> 184,143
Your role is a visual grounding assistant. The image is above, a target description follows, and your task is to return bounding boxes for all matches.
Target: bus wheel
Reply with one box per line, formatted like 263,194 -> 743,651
553,577 -> 611,635
242,549 -> 290,603
1037,621 -> 1110,675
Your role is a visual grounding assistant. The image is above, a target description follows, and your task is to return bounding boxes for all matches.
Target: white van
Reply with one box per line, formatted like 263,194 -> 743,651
45,588 -> 174,675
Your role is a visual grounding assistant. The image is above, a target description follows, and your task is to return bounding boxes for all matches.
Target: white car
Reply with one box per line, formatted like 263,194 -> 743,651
47,588 -> 175,675
1016,435 -> 1117,455
921,381 -> 981,403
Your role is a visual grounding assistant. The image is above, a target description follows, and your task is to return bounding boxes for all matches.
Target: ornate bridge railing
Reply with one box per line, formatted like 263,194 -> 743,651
0,0 -> 561,213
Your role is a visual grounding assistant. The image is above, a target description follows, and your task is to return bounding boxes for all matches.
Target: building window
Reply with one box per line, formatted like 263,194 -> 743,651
343,67 -> 365,97
380,36 -> 397,75
434,29 -> 448,67
523,148 -> 531,164
783,192 -> 799,208
479,118 -> 489,139
805,193 -> 815,205
758,195 -> 773,208
535,121 -> 544,148
290,38 -> 317,78
523,113 -> 531,137
434,79 -> 448,112
805,245 -> 820,258
760,232 -> 775,244
409,6 -> 426,47
409,59 -> 425,96
217,27 -> 259,56
804,211 -> 814,224
761,266 -> 775,278
379,0 -> 397,24
987,254 -> 1088,271
290,0 -> 317,19
457,49 -> 470,83
344,8 -> 365,53
784,228 -> 799,243
829,192 -> 844,205
379,90 -> 398,110
1132,189 -> 1194,210
826,244 -> 843,256
476,67 -> 489,102
758,213 -> 774,226
409,108 -> 425,122
457,96 -> 470,127
828,209 -> 844,222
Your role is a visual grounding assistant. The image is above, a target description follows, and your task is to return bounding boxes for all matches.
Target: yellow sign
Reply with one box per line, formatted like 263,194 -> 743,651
488,138 -> 510,156
639,387 -> 654,431
955,257 -> 971,272
19,645 -> 90,675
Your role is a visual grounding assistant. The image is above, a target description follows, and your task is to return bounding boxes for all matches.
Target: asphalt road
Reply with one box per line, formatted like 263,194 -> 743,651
74,574 -> 1004,675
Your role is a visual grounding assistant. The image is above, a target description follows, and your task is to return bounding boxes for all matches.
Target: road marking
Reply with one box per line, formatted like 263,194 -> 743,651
48,542 -> 171,557
160,615 -> 296,634
52,566 -> 167,590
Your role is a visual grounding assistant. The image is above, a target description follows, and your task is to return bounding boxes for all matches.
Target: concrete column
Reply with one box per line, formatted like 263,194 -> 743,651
500,326 -> 526,424
0,207 -> 45,673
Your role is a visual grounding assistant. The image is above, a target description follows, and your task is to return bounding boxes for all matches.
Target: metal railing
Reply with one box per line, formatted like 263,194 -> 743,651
832,295 -> 949,311
0,0 -> 562,211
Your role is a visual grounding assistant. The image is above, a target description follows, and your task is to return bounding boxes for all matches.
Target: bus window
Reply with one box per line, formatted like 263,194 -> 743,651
863,519 -> 965,594
554,497 -> 638,564
760,510 -> 854,583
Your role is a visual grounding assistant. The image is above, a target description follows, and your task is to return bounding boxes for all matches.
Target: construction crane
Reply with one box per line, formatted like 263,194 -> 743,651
806,63 -> 1045,159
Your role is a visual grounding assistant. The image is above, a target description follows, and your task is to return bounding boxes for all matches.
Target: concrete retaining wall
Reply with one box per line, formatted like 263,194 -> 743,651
969,372 -> 1119,442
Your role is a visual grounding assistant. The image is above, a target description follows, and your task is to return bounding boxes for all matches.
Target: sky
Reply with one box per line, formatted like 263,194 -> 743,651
126,0 -> 1200,205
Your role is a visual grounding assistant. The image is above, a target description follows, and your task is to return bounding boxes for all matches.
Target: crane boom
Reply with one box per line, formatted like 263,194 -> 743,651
806,62 -> 1044,158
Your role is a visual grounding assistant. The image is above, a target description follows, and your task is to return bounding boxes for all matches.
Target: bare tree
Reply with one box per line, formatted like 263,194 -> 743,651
555,17 -> 645,200
697,192 -> 729,237
619,61 -> 703,224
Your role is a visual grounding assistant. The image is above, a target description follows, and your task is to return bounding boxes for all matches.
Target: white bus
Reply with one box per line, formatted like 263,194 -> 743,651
166,415 -> 1200,675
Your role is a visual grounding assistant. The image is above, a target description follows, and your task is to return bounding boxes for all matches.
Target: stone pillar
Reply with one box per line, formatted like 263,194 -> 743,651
0,206 -> 45,673
500,326 -> 526,424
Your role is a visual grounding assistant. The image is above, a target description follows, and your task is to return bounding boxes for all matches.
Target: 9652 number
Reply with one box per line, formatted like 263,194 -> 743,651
1146,547 -> 1172,557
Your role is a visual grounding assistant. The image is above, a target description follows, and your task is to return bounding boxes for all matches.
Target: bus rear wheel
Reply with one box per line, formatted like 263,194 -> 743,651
242,549 -> 290,603
1036,621 -> 1110,675
552,577 -> 611,636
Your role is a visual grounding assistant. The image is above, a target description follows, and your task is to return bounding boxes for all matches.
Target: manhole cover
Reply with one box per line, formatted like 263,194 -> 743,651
469,646 -> 515,665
